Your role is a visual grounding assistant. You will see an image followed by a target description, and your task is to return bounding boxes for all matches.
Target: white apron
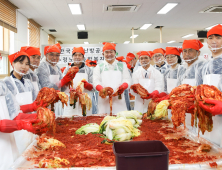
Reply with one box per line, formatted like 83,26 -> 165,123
49,74 -> 63,116
134,79 -> 155,114
63,71 -> 92,116
203,73 -> 222,146
98,66 -> 127,115
0,96 -> 20,170
10,76 -> 34,155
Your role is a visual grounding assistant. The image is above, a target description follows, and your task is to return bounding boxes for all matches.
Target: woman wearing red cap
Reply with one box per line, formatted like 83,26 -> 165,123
196,25 -> 222,146
153,48 -> 169,74
93,42 -> 131,115
21,46 -> 41,99
3,51 -> 47,155
163,47 -> 182,93
36,43 -> 73,116
62,46 -> 94,116
132,51 -> 163,113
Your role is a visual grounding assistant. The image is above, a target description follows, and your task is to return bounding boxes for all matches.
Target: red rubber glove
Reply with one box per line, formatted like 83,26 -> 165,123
60,72 -> 73,87
157,92 -> 168,98
0,119 -> 40,133
150,90 -> 159,99
20,100 -> 47,113
14,113 -> 37,120
81,80 -> 93,91
96,85 -> 103,91
117,83 -> 128,95
199,99 -> 222,116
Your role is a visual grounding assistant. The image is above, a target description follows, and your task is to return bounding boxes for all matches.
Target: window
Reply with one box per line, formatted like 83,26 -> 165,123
28,19 -> 41,47
48,34 -> 55,45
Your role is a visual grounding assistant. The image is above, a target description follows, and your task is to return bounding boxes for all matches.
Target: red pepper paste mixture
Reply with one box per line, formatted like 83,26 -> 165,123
25,116 -> 221,168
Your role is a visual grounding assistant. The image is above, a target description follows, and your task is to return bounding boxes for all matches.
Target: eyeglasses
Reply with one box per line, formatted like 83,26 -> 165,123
139,57 -> 149,60
166,55 -> 177,60
48,53 -> 60,58
153,54 -> 163,58
182,49 -> 196,54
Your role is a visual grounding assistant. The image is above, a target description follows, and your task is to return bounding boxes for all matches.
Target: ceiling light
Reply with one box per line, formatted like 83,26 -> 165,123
140,24 -> 152,30
157,3 -> 178,14
130,35 -> 138,38
124,41 -> 130,44
182,34 -> 194,38
77,24 -> 85,30
205,24 -> 222,30
68,4 -> 82,15
167,40 -> 175,43
84,42 -> 89,44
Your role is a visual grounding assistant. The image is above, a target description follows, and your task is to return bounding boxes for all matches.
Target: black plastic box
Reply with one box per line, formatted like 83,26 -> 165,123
113,140 -> 170,170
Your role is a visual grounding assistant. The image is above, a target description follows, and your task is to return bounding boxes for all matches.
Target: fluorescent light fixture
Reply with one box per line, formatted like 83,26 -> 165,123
68,4 -> 82,15
182,34 -> 194,38
84,42 -> 89,44
77,24 -> 85,30
205,24 -> 222,30
157,3 -> 178,14
124,41 -> 130,44
130,35 -> 138,38
140,24 -> 152,30
167,40 -> 175,43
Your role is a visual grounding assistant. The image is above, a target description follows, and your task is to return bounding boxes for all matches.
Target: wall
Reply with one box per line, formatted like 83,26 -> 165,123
14,11 -> 28,52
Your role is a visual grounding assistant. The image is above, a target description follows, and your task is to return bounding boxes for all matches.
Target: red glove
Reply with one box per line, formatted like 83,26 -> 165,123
199,99 -> 222,116
0,119 -> 40,133
150,90 -> 159,99
14,113 -> 37,120
157,92 -> 167,98
154,95 -> 170,102
96,85 -> 103,91
81,80 -> 93,91
61,72 -> 73,87
117,83 -> 128,95
20,100 -> 47,113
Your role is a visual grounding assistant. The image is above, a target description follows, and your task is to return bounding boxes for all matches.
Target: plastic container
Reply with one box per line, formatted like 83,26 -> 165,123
113,140 -> 170,170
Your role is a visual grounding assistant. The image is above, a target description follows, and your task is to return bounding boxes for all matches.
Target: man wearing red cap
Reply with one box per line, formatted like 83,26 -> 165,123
153,48 -> 169,74
93,42 -> 131,115
36,43 -> 74,116
132,51 -> 163,113
164,47 -> 182,93
21,46 -> 41,98
196,25 -> 222,146
177,39 -> 205,86
62,46 -> 94,116
126,52 -> 136,72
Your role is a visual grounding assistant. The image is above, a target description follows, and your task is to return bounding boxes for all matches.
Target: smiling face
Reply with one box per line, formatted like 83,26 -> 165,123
153,53 -> 165,65
72,52 -> 84,65
103,49 -> 116,63
12,55 -> 30,74
30,55 -> 41,68
139,55 -> 151,68
165,54 -> 178,65
207,34 -> 222,54
46,52 -> 60,66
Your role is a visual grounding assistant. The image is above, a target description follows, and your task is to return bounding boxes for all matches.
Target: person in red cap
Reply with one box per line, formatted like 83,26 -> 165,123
116,56 -> 125,62
62,46 -> 94,116
164,47 -> 182,94
131,51 -> 163,113
3,51 -> 47,155
36,43 -> 74,116
177,39 -> 205,86
152,48 -> 169,74
93,42 -> 131,115
21,46 -> 41,98
196,25 -> 222,146
126,52 -> 136,72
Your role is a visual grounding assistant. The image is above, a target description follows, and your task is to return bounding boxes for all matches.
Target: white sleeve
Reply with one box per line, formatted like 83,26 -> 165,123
122,62 -> 132,89
154,69 -> 164,92
93,65 -> 102,89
